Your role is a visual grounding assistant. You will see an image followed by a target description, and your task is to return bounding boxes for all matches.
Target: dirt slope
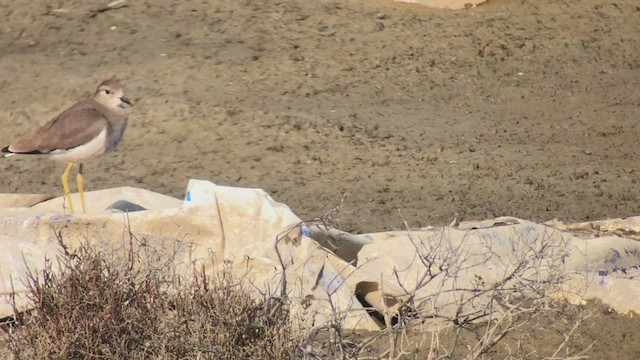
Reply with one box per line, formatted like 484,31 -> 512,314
2,0 -> 640,357
1,0 -> 640,232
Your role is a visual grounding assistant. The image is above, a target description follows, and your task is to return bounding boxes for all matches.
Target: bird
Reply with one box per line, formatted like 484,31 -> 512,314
1,78 -> 133,214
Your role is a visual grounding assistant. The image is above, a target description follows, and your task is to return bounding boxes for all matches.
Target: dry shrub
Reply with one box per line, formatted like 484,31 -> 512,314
346,224 -> 595,360
1,241 -> 296,360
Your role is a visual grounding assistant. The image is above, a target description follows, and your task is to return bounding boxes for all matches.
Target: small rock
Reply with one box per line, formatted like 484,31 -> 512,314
289,53 -> 304,61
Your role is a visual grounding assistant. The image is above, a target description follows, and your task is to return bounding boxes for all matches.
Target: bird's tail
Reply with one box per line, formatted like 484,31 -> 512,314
1,146 -> 15,157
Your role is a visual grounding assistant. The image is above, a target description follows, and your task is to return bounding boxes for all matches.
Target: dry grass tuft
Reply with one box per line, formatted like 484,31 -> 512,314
1,241 -> 296,360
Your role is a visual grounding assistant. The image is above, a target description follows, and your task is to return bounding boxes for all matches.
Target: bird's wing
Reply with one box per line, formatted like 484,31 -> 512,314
8,103 -> 109,154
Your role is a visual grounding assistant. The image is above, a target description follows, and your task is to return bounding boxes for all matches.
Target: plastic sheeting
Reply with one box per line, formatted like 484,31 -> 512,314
2,180 -> 640,333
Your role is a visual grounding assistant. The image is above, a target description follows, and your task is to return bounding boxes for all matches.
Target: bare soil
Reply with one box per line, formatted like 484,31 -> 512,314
2,0 -> 640,357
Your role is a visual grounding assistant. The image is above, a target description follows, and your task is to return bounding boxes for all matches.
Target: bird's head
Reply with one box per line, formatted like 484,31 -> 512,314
94,78 -> 133,111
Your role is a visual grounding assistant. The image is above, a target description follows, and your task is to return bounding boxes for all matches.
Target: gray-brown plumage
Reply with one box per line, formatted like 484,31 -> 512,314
1,79 -> 133,213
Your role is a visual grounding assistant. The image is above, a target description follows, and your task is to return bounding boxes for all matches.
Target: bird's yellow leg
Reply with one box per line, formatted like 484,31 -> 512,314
61,162 -> 74,213
77,163 -> 86,214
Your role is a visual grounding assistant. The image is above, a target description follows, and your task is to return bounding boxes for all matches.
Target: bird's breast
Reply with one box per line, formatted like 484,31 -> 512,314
105,117 -> 128,152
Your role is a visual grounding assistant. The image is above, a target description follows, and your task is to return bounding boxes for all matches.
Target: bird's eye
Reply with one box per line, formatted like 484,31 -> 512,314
105,89 -> 111,95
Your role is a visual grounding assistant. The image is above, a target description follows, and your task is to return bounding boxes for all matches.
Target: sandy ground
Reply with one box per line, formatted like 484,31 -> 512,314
1,0 -> 640,356
2,0 -> 640,233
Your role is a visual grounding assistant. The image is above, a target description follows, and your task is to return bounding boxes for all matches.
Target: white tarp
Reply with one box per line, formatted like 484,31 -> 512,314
0,180 -> 380,331
2,180 -> 640,332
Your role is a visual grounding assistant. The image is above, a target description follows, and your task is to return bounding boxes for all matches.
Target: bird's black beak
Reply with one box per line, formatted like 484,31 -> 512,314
120,96 -> 133,106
